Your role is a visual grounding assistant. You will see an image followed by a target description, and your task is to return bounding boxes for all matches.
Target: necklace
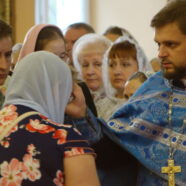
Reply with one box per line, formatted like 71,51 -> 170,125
161,91 -> 186,186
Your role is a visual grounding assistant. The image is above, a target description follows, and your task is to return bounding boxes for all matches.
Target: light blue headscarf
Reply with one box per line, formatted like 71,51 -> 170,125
4,51 -> 72,123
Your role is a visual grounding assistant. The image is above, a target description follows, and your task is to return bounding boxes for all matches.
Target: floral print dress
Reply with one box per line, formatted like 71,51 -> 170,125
0,104 -> 95,186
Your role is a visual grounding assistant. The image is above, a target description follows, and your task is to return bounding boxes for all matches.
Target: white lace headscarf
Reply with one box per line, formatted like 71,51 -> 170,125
72,33 -> 111,77
4,51 -> 72,123
102,35 -> 149,98
72,33 -> 111,100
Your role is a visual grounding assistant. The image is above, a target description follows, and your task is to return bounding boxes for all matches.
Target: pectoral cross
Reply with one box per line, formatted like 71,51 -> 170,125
161,159 -> 181,186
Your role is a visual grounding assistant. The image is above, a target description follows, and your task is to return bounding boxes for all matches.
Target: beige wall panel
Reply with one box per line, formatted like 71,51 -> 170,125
89,0 -> 166,61
14,0 -> 35,43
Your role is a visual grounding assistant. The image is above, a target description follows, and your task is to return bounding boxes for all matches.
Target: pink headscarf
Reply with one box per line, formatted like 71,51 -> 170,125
18,24 -> 60,61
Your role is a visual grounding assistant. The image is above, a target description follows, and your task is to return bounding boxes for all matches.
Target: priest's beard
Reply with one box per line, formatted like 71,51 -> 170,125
162,64 -> 186,88
162,65 -> 186,80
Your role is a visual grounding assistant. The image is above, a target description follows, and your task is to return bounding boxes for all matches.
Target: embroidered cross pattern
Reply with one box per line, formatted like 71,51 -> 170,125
161,159 -> 181,186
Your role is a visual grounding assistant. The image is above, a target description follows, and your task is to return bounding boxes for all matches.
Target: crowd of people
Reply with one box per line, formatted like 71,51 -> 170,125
0,0 -> 185,185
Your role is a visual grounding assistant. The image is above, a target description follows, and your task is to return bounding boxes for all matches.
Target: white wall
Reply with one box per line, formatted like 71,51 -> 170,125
90,0 -> 167,61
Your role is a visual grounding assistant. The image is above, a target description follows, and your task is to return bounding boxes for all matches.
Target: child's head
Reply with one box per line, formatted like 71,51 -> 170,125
123,71 -> 147,99
150,57 -> 161,72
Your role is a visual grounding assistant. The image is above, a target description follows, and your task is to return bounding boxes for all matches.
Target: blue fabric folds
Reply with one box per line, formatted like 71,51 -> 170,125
105,72 -> 186,185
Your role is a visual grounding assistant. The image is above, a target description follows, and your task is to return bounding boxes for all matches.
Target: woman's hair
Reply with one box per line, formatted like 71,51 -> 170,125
103,26 -> 137,43
108,41 -> 137,60
66,22 -> 95,33
35,26 -> 64,51
103,26 -> 124,36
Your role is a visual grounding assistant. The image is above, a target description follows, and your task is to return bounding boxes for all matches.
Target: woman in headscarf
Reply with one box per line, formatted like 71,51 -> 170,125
18,24 -> 67,62
97,36 -> 149,121
17,24 -> 97,116
72,33 -> 111,107
0,51 -> 100,186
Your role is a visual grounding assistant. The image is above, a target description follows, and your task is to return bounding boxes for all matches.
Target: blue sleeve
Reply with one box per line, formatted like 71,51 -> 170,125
64,108 -> 103,144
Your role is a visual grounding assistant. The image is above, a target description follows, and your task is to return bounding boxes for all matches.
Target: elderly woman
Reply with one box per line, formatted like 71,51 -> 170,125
0,51 -> 100,186
72,33 -> 111,106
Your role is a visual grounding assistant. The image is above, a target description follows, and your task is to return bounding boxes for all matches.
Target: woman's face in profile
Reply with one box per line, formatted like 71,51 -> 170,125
43,38 -> 68,62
